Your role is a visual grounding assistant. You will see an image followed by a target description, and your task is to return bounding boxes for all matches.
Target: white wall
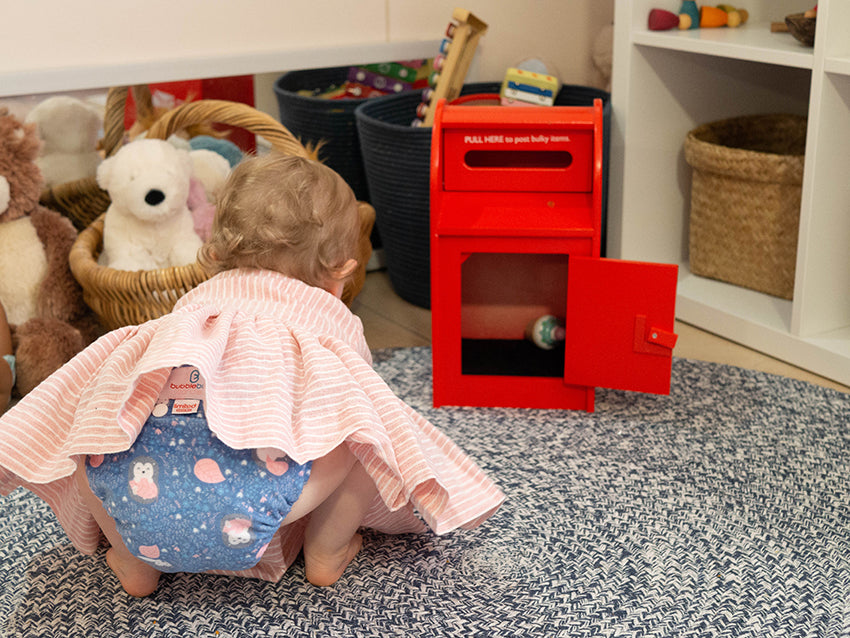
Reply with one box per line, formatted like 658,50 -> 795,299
255,1 -> 613,117
388,1 -> 613,85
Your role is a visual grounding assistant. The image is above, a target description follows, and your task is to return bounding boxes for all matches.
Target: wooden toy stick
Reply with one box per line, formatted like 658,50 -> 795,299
422,8 -> 488,126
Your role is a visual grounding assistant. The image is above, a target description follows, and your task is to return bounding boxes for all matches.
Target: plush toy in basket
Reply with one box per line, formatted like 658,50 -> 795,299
97,139 -> 203,271
0,108 -> 98,398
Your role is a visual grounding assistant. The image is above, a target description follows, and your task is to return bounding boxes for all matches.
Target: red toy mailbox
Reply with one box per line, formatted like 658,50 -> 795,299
429,98 -> 679,411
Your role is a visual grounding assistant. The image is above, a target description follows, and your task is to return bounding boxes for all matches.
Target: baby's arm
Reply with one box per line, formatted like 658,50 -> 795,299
0,303 -> 13,411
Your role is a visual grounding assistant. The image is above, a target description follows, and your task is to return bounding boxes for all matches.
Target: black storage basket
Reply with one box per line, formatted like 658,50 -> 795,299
274,67 -> 371,202
355,83 -> 610,309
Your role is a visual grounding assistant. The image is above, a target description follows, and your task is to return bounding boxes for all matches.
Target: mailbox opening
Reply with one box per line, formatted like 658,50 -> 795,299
459,252 -> 568,377
464,149 -> 573,169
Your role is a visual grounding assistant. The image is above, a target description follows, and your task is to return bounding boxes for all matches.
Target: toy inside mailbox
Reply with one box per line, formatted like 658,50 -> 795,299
429,97 -> 679,411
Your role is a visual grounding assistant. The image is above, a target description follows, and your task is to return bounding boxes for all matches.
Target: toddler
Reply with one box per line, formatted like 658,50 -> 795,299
0,154 -> 504,597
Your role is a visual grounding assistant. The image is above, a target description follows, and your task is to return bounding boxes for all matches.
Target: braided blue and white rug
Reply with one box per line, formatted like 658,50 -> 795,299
2,347 -> 849,637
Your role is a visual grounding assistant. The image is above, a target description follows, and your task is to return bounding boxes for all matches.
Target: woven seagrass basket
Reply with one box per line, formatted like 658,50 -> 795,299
684,113 -> 806,300
69,92 -> 374,330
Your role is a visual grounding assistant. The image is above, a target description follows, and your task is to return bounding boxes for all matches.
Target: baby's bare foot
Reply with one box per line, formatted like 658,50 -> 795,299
305,533 -> 363,587
106,548 -> 162,597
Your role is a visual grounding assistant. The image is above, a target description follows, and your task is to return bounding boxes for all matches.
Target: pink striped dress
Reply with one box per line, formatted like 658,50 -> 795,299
0,269 -> 504,582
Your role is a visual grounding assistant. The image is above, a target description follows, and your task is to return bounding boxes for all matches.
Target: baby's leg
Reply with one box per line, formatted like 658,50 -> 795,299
282,444 -> 378,586
74,460 -> 162,597
302,457 -> 377,587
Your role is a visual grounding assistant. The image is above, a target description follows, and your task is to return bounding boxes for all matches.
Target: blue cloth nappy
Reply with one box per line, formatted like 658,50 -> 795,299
85,366 -> 312,573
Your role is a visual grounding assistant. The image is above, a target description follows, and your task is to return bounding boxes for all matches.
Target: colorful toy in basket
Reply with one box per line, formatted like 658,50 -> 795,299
499,68 -> 560,107
188,134 -> 243,168
97,138 -> 203,271
307,60 -> 431,101
182,147 -> 231,242
347,66 -> 414,95
0,108 -> 96,398
414,8 -> 488,126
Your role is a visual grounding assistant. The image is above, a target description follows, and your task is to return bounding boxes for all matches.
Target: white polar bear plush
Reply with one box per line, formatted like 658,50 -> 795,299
97,139 -> 203,271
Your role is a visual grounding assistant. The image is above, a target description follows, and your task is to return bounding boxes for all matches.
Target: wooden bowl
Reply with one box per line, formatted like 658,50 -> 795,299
785,13 -> 816,47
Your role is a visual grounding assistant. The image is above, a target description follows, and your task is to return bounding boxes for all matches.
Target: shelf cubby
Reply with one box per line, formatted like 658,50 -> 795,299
610,0 -> 850,386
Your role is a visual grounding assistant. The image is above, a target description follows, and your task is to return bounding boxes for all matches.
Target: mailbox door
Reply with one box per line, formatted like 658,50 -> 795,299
563,256 -> 678,395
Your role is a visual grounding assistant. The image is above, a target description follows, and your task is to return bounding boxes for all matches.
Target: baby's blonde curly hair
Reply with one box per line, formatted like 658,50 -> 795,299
199,153 -> 360,289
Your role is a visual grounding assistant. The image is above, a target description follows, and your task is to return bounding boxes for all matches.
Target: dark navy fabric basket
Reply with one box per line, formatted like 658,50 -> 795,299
274,67 -> 372,203
355,83 -> 611,309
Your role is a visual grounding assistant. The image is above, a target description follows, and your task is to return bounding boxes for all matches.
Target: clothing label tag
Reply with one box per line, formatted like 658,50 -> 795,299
172,399 -> 200,415
157,366 -> 206,403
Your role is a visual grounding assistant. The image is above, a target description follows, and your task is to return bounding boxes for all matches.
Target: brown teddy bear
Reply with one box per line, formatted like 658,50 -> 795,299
0,107 -> 98,398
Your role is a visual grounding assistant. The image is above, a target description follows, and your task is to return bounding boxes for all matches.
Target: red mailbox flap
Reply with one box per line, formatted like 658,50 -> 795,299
442,127 -> 594,192
563,256 -> 678,395
433,100 -> 603,194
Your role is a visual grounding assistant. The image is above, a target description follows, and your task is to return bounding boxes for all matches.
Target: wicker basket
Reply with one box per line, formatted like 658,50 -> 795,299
69,96 -> 374,330
684,113 -> 806,300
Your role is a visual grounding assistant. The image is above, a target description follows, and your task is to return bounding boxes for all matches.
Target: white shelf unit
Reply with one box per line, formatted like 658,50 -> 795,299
0,40 -> 441,100
609,0 -> 850,386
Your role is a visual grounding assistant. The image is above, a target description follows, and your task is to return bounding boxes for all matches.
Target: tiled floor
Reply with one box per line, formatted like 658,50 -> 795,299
351,270 -> 850,394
